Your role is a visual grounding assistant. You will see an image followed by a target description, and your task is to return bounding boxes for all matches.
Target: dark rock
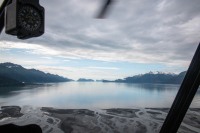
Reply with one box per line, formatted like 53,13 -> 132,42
0,106 -> 23,119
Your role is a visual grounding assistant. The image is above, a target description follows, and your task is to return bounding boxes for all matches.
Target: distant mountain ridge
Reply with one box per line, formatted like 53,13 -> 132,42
77,78 -> 94,82
0,62 -> 72,85
0,62 -> 187,86
113,71 -> 187,84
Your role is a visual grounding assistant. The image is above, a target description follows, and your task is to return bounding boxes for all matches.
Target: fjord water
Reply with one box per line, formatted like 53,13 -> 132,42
0,82 -> 199,109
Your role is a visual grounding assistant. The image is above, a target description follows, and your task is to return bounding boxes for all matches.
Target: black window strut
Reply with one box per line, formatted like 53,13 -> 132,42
160,43 -> 200,133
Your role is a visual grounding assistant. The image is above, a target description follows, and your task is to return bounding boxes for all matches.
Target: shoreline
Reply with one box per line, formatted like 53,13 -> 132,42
0,106 -> 199,133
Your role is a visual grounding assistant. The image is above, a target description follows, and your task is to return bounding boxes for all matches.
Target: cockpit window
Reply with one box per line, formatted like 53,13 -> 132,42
0,0 -> 200,133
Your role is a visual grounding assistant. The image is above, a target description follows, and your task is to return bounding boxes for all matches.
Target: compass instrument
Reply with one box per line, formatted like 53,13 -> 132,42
5,0 -> 44,39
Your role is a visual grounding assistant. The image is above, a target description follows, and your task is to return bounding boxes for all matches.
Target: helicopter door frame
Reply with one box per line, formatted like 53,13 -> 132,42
160,43 -> 200,133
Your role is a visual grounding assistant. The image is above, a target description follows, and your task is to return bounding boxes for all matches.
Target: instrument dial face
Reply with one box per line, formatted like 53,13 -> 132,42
18,6 -> 42,32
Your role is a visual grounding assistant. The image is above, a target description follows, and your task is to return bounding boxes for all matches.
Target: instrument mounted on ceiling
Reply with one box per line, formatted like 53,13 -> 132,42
3,0 -> 45,39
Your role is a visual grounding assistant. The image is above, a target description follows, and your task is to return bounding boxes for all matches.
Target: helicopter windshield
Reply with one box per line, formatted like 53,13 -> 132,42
0,0 -> 199,133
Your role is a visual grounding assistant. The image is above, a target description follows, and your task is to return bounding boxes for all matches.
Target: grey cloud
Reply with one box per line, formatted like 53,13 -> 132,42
1,0 -> 200,66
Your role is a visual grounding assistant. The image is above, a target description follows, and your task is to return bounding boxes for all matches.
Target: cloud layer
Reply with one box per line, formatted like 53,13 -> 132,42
0,0 -> 200,79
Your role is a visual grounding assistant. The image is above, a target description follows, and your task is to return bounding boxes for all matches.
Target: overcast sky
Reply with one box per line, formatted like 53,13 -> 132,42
0,0 -> 200,80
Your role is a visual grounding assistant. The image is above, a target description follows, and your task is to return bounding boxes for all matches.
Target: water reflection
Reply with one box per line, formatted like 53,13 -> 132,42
0,84 -> 52,97
123,83 -> 179,91
0,82 -> 199,109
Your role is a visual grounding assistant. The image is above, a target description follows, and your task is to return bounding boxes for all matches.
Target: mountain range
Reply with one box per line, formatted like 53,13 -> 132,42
0,62 -> 187,86
111,71 -> 186,84
77,78 -> 94,82
0,62 -> 72,86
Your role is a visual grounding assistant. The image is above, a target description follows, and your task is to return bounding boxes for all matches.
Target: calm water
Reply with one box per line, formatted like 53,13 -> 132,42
0,82 -> 199,109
